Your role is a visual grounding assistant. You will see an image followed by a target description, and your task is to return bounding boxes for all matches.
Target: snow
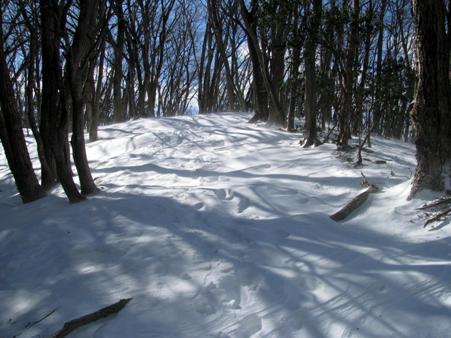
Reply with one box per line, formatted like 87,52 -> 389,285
1,112 -> 451,338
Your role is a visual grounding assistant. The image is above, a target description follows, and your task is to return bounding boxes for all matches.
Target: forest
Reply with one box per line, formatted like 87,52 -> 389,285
2,1 -> 451,337
0,0 -> 449,205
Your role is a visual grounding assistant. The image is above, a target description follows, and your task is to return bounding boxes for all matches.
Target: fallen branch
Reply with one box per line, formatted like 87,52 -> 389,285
360,171 -> 370,187
51,298 -> 132,338
424,207 -> 451,228
418,196 -> 451,210
330,185 -> 379,221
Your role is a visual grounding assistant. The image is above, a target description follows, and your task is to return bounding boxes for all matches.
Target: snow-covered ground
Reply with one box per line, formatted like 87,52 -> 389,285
1,113 -> 450,338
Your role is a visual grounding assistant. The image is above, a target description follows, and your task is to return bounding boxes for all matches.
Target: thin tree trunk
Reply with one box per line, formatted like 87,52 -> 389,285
338,0 -> 360,148
66,0 -> 99,195
303,0 -> 322,147
113,0 -> 125,122
373,0 -> 387,134
41,1 -> 85,203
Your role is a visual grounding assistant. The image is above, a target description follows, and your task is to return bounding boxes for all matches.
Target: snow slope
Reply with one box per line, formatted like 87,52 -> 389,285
1,113 -> 450,338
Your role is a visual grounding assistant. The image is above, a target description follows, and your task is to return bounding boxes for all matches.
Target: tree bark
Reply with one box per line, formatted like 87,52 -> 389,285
245,3 -> 268,122
372,0 -> 387,134
66,0 -> 99,195
302,0 -> 322,147
0,15 -> 44,203
18,1 -> 56,190
337,0 -> 360,148
113,0 -> 125,122
40,0 -> 85,203
410,0 -> 451,198
238,0 -> 284,126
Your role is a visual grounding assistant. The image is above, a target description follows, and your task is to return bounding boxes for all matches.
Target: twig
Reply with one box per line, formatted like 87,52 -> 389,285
418,196 -> 451,210
50,298 -> 132,338
24,308 -> 58,329
424,207 -> 451,228
360,171 -> 369,187
355,130 -> 371,166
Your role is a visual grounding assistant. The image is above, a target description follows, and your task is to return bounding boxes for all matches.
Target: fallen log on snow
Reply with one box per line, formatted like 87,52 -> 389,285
51,298 -> 132,338
330,185 -> 379,221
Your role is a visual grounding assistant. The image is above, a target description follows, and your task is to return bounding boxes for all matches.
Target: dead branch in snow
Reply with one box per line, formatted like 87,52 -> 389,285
418,196 -> 451,210
424,207 -> 451,228
51,298 -> 132,338
330,184 -> 379,221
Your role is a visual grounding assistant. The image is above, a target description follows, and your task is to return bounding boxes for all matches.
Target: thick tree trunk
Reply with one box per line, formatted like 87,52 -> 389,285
410,0 -> 451,197
39,1 -> 62,189
0,18 -> 44,203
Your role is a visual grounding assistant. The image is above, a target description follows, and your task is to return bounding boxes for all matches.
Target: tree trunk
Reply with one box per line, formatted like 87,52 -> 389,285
238,0 -> 284,126
337,0 -> 360,148
302,0 -> 322,147
41,0 -> 85,203
410,0 -> 451,197
245,6 -> 268,123
287,43 -> 301,131
353,0 -> 373,135
66,0 -> 98,195
372,0 -> 387,135
318,0 -> 336,131
113,0 -> 125,122
0,14 -> 44,203
209,0 -> 236,111
18,1 -> 56,190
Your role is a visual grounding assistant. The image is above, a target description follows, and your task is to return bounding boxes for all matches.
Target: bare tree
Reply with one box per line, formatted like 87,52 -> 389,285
0,2 -> 44,203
